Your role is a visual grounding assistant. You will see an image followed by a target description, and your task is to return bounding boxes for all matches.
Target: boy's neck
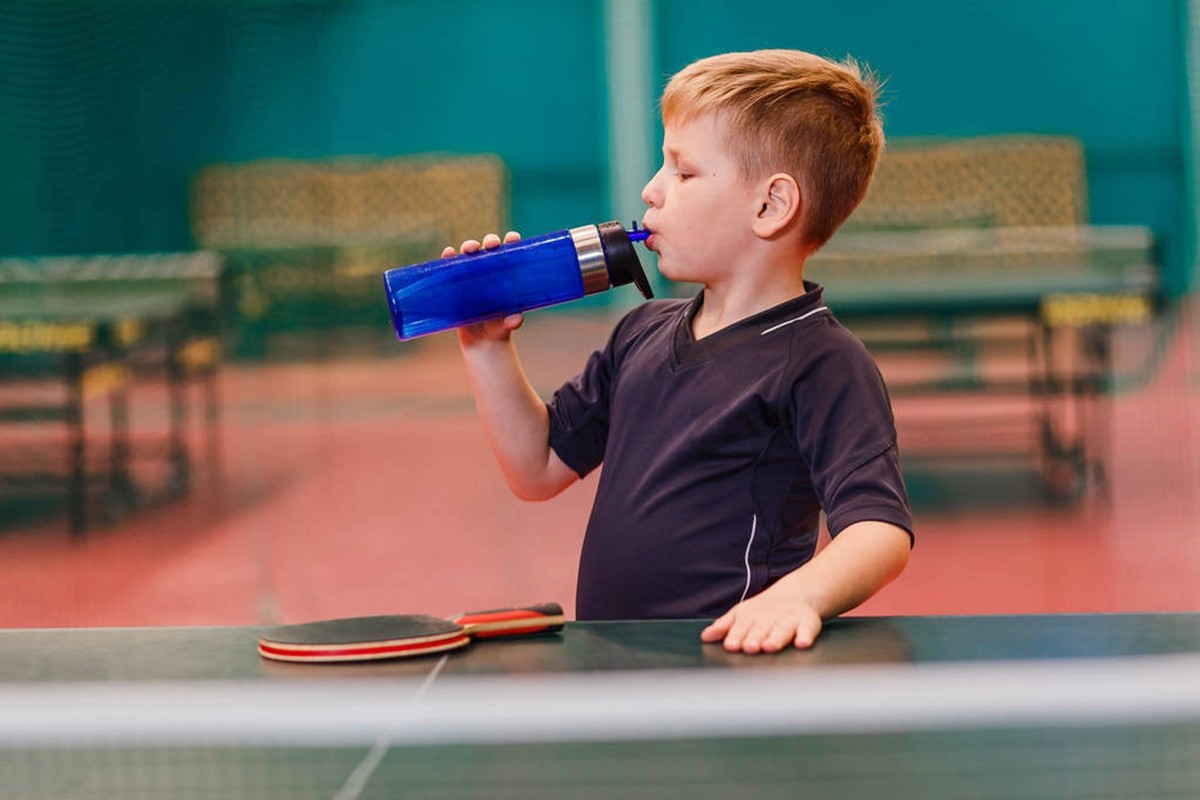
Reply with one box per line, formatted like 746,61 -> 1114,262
692,258 -> 808,340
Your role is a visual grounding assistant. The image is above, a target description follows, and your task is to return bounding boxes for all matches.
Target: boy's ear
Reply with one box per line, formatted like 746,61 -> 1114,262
752,173 -> 802,239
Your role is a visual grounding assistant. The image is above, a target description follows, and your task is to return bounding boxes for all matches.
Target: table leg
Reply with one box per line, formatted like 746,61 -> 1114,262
105,362 -> 138,519
65,353 -> 87,537
167,336 -> 190,496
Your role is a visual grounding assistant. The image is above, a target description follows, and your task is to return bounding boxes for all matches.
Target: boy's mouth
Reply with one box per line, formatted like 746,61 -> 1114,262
640,220 -> 656,250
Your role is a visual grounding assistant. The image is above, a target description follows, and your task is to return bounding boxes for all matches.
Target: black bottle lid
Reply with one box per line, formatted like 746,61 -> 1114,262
597,221 -> 654,299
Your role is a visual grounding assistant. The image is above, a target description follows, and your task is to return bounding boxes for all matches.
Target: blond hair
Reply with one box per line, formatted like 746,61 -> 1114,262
661,49 -> 884,249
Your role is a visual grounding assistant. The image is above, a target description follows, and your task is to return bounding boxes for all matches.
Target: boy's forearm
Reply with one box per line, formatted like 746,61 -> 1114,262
771,520 -> 911,620
459,336 -> 575,500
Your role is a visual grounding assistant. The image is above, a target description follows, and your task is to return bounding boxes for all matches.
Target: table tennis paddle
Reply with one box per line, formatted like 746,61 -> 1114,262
257,602 -> 565,663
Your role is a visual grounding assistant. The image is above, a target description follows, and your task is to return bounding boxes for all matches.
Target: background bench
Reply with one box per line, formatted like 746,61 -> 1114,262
190,154 -> 508,359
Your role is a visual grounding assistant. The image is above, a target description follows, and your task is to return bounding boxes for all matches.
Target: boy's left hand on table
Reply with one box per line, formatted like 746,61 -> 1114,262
700,592 -> 823,653
702,521 -> 912,653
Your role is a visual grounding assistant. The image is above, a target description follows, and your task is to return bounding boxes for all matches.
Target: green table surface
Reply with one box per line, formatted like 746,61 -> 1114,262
0,291 -> 192,324
2,613 -> 1199,684
808,224 -> 1159,316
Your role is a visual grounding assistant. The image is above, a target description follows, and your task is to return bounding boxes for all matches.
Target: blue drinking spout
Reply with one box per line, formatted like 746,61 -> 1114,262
626,221 -> 650,242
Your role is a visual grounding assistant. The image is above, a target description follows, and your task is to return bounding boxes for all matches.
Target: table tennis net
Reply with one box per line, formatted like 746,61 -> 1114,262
3,654 -> 1199,800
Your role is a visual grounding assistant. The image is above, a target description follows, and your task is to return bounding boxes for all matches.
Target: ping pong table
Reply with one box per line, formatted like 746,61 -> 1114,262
0,252 -> 220,535
2,613 -> 1198,799
809,224 -> 1161,501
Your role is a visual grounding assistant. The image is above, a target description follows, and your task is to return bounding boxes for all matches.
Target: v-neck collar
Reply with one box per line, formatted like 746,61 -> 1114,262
672,281 -> 828,367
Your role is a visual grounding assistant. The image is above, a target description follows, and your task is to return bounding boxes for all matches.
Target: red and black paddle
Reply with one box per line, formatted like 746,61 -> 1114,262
257,602 -> 565,663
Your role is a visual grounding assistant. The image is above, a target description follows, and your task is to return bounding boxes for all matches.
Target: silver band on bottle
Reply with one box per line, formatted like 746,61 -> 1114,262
569,224 -> 611,295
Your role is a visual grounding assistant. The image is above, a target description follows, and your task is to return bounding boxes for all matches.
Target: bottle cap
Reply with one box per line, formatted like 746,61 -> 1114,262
597,221 -> 654,299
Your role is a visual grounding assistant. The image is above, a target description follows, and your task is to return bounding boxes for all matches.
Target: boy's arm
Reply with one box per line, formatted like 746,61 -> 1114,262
453,233 -> 579,501
700,520 -> 911,653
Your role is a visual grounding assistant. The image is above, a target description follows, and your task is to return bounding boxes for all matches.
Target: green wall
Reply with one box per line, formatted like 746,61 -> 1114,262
0,0 -> 608,257
0,0 -> 1193,293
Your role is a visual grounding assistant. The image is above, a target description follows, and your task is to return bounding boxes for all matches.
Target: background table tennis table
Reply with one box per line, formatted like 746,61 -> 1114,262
2,614 -> 1198,799
0,252 -> 220,535
809,224 -> 1161,502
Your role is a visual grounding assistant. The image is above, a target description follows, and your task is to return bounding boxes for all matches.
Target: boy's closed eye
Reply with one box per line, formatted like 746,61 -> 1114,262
671,160 -> 697,181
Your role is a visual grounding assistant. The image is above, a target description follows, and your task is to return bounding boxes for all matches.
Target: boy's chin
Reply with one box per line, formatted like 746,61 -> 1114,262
660,269 -> 705,287
657,260 -> 696,284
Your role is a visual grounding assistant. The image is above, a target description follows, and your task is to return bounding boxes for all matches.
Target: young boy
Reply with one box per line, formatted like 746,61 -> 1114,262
447,49 -> 913,654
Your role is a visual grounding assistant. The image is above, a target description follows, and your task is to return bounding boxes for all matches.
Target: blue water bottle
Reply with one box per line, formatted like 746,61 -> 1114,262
382,221 -> 653,340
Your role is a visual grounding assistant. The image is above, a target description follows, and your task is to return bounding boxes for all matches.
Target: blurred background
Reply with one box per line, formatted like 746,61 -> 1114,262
0,0 -> 1196,627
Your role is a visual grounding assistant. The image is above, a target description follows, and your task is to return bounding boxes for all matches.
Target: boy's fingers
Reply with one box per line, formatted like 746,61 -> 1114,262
450,232 -> 516,257
700,612 -> 733,642
793,617 -> 822,650
731,618 -> 781,654
761,621 -> 799,653
720,616 -> 759,652
704,607 -> 823,654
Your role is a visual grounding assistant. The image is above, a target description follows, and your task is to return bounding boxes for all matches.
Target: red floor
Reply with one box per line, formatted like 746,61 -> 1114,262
1,303 -> 1197,628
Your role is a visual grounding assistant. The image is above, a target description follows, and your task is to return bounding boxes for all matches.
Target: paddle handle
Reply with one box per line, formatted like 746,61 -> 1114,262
454,602 -> 565,639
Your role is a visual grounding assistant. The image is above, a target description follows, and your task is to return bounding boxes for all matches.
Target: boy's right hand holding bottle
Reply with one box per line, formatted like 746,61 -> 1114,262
444,231 -> 525,347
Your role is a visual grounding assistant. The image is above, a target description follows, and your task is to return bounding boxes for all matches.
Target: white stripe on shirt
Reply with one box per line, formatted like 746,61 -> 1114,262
760,306 -> 830,336
739,514 -> 758,603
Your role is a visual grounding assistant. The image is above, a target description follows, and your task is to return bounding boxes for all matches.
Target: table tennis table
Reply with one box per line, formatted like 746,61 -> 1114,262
2,614 -> 1198,799
809,225 -> 1161,501
0,252 -> 220,535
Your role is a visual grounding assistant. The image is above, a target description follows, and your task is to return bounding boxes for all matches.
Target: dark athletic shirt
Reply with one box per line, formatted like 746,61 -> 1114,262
547,283 -> 913,620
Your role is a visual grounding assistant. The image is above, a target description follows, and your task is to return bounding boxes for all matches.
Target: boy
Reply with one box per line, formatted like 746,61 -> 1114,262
447,49 -> 913,654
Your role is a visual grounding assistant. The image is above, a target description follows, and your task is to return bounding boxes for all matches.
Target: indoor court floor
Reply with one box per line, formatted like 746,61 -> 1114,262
1,299 -> 1198,629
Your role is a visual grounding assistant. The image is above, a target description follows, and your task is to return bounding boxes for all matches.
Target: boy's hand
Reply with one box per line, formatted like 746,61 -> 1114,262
445,232 -> 525,345
700,521 -> 912,654
700,586 -> 823,653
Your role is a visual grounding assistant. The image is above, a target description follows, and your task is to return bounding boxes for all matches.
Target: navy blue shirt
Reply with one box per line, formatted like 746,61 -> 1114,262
547,284 -> 913,620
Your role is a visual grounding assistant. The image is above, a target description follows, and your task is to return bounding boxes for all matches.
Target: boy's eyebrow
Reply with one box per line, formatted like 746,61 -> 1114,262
663,145 -> 692,165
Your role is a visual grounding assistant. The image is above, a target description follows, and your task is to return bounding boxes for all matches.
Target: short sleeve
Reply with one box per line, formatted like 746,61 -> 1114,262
824,445 -> 914,542
792,332 -> 914,541
546,301 -> 679,479
546,341 -> 616,479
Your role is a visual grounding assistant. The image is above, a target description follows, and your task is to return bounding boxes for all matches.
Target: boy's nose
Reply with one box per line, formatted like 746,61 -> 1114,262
641,169 -> 663,208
